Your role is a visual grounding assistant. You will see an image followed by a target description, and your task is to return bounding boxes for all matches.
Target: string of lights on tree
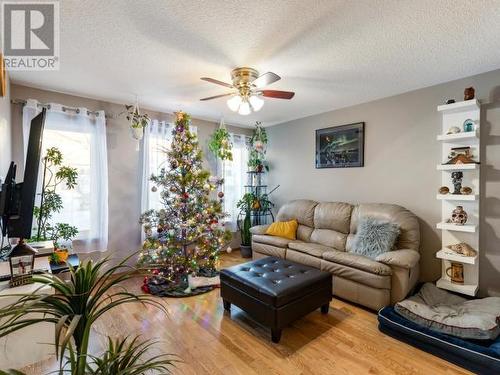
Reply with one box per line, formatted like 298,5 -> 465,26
138,111 -> 231,296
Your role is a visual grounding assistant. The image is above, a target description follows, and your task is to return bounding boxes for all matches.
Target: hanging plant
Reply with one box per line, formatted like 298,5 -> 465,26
208,119 -> 233,161
248,121 -> 269,172
251,121 -> 268,152
125,103 -> 150,140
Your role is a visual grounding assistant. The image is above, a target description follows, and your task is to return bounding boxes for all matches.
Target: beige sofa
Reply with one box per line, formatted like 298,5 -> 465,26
250,200 -> 420,311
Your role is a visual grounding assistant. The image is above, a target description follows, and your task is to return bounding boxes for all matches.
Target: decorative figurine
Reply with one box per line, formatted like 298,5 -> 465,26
460,186 -> 473,195
451,171 -> 463,194
445,99 -> 456,105
450,206 -> 468,225
8,241 -> 37,287
464,87 -> 475,101
445,146 -> 476,165
446,243 -> 477,257
463,119 -> 475,132
446,126 -> 461,135
438,186 -> 450,195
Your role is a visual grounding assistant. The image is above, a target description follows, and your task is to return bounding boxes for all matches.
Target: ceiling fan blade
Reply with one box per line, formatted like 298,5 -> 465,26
260,90 -> 295,99
252,72 -> 281,88
200,92 -> 234,101
200,77 -> 234,88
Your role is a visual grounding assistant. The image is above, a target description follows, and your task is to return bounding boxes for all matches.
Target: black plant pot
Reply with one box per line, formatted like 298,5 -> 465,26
240,245 -> 252,258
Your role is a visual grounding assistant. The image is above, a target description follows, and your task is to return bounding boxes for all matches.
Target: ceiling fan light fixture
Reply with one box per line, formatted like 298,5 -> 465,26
227,95 -> 242,112
238,100 -> 251,115
249,95 -> 264,111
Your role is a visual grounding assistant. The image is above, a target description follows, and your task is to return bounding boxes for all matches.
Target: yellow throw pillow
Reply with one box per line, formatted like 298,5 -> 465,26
265,219 -> 298,240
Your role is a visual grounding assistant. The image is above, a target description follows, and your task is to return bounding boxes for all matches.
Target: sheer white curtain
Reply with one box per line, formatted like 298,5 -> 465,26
22,99 -> 108,252
223,134 -> 249,231
140,119 -> 197,213
141,120 -> 173,213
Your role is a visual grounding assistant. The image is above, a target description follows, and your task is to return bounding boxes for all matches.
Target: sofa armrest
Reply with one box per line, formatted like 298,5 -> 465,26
375,249 -> 420,269
250,225 -> 270,235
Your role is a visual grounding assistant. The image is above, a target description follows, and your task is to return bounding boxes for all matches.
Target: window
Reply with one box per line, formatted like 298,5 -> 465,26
22,101 -> 108,252
223,134 -> 249,231
41,129 -> 92,236
141,120 -> 197,212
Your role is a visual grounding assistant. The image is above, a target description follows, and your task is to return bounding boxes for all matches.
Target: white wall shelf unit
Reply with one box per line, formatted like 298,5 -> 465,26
437,130 -> 479,142
436,278 -> 479,296
436,249 -> 478,265
437,164 -> 479,171
435,99 -> 480,296
437,99 -> 480,114
436,194 -> 477,201
436,222 -> 476,233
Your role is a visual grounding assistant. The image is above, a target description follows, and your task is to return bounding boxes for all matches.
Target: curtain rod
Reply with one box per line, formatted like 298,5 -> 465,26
11,98 -> 104,117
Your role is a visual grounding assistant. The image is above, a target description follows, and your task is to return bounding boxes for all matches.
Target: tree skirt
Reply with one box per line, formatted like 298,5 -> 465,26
143,269 -> 219,298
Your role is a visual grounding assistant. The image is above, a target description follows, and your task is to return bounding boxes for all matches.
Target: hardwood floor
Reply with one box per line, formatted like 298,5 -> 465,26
22,251 -> 470,375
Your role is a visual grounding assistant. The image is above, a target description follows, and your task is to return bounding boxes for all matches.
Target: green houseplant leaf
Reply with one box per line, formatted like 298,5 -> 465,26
0,253 -> 170,375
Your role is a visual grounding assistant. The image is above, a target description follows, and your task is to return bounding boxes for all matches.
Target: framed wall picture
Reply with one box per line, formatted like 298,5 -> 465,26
0,53 -> 5,97
315,122 -> 365,168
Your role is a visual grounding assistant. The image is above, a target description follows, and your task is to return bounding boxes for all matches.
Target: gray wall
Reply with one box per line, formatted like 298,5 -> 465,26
10,84 -> 252,261
0,75 -> 11,177
266,68 -> 500,296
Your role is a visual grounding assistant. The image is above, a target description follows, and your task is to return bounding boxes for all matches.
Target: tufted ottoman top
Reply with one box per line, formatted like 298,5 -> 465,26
220,257 -> 331,307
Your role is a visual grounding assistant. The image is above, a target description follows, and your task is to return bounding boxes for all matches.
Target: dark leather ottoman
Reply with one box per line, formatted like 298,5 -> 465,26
220,256 -> 332,343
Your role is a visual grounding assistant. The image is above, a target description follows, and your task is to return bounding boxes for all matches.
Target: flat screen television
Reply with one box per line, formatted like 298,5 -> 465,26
0,109 -> 46,242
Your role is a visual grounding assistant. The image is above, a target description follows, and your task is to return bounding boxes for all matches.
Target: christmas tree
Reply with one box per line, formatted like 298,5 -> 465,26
138,111 -> 231,296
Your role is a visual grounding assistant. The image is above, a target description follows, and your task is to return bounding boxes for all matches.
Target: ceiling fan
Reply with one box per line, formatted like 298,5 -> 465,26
200,67 -> 295,115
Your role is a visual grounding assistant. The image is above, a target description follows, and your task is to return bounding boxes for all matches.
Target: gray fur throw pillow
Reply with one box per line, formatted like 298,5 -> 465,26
351,217 -> 400,259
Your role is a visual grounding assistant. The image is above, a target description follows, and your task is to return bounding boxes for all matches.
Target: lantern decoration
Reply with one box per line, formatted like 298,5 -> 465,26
8,241 -> 37,287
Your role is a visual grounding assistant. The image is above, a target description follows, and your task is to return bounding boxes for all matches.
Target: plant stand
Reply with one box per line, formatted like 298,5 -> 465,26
242,171 -> 275,226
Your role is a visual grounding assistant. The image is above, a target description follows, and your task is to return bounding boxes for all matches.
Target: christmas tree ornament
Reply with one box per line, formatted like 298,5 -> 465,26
218,191 -> 224,198
151,186 -> 158,192
226,246 -> 232,253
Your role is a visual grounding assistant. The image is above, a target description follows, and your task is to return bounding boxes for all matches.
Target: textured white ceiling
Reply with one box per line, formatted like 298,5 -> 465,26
9,0 -> 500,126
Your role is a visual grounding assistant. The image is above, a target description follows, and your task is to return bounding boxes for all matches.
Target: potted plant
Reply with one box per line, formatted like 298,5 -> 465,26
32,147 -> 79,254
0,254 -> 175,374
248,122 -> 269,172
208,120 -> 233,161
236,193 -> 256,258
126,103 -> 150,141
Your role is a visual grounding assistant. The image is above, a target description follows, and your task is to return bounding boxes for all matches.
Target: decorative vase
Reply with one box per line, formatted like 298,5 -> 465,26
451,206 -> 468,225
446,262 -> 464,284
463,119 -> 475,132
464,87 -> 475,101
130,126 -> 144,140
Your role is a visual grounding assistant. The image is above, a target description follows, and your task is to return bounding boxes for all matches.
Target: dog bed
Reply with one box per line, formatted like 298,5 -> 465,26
395,283 -> 500,340
378,306 -> 500,374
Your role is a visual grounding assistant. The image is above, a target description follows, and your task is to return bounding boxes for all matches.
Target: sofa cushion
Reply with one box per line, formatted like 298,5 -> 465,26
288,241 -> 334,258
250,224 -> 270,235
350,217 -> 400,259
252,242 -> 286,258
321,259 -> 391,290
322,251 -> 392,276
297,225 -> 314,242
265,219 -> 298,240
314,202 -> 353,233
310,229 -> 348,251
276,199 -> 317,227
347,203 -> 420,252
252,234 -> 292,248
286,249 -> 322,269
